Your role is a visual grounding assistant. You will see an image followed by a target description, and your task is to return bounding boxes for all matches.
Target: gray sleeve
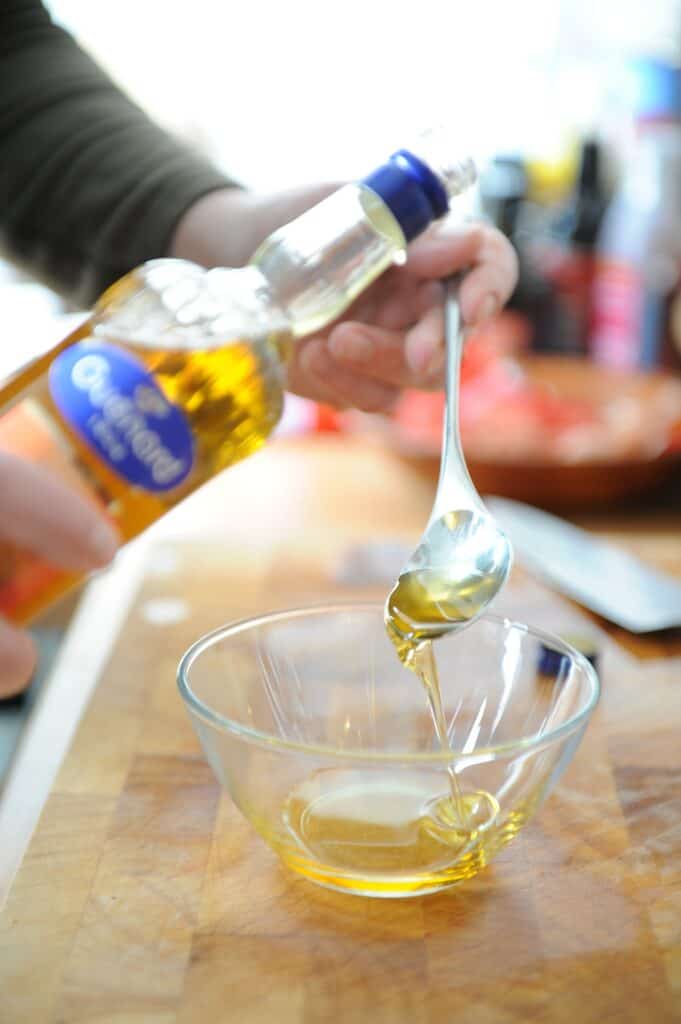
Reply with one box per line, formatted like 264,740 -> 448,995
0,1 -> 239,306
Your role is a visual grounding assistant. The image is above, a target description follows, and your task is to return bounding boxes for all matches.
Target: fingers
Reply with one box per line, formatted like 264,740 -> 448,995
350,225 -> 517,382
327,323 -> 413,388
327,314 -> 446,391
0,452 -> 119,571
405,222 -> 518,325
0,619 -> 36,697
0,452 -> 120,699
326,279 -> 446,390
286,222 -> 517,406
287,337 -> 400,413
404,305 -> 446,378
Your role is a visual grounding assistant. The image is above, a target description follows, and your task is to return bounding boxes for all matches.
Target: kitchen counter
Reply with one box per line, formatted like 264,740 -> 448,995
1,435 -> 680,1023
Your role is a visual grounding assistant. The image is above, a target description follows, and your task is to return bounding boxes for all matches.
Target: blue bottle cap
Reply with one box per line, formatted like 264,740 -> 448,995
537,635 -> 599,678
361,148 -> 451,242
630,57 -> 681,122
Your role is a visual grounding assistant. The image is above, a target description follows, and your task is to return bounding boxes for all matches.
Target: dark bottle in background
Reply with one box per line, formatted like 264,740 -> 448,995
529,137 -> 609,355
480,143 -> 609,356
479,155 -> 569,353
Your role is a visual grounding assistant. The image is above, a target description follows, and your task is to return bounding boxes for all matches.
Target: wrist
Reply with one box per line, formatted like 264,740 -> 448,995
168,187 -> 252,268
168,183 -> 339,269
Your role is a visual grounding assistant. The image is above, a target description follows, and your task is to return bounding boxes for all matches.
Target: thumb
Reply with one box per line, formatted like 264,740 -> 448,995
0,619 -> 36,697
0,452 -> 119,570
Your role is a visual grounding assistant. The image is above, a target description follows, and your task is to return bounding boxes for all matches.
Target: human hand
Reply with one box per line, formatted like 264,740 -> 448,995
286,221 -> 518,411
0,453 -> 119,697
172,187 -> 517,412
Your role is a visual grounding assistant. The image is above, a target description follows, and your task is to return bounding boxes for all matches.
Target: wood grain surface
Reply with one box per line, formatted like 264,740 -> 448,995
1,436 -> 680,1023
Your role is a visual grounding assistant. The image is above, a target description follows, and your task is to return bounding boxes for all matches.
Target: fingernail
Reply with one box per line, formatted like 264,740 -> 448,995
407,344 -> 431,375
87,521 -> 120,566
331,331 -> 375,364
0,626 -> 36,699
477,294 -> 498,323
425,346 -> 445,378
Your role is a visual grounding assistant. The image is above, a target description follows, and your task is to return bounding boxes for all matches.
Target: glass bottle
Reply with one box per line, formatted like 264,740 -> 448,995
0,132 -> 476,623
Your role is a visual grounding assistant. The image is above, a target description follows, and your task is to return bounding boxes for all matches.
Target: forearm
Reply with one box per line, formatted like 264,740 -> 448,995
169,183 -> 338,268
0,0 -> 236,306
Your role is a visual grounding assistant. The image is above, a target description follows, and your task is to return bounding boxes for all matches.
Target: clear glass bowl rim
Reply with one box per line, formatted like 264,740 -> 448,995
177,602 -> 600,764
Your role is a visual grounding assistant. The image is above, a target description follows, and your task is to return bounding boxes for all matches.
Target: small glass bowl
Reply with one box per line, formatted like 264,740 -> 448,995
178,603 -> 599,898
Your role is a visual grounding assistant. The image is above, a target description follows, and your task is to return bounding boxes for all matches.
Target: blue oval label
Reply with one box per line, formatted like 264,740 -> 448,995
49,341 -> 194,492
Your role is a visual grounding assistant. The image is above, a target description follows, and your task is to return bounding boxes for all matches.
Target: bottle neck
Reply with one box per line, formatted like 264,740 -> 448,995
247,135 -> 476,339
248,183 -> 407,338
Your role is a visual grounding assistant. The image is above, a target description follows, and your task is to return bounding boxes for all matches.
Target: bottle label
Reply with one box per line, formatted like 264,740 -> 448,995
590,261 -> 643,368
591,259 -> 681,370
49,341 -> 194,492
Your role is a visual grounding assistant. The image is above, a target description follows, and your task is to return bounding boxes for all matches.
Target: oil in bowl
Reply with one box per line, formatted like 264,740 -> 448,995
178,604 -> 599,897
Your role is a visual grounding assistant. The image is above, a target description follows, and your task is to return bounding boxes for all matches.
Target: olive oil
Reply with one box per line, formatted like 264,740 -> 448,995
384,509 -> 508,657
0,138 -> 477,624
275,560 -> 506,896
383,548 -> 502,870
272,766 -> 537,896
0,271 -> 287,622
278,768 -> 504,895
385,558 -> 497,824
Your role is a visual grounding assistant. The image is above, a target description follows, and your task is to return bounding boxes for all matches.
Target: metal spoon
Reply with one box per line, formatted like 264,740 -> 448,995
385,276 -> 513,645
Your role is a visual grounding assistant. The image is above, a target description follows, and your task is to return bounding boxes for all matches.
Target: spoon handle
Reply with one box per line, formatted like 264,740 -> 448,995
430,275 -> 483,522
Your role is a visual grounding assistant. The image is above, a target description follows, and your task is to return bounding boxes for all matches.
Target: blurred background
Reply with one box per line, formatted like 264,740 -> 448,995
38,0 -> 681,185
3,0 -> 681,507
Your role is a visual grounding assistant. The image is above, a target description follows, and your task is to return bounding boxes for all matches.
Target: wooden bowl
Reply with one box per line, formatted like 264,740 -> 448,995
387,357 -> 681,511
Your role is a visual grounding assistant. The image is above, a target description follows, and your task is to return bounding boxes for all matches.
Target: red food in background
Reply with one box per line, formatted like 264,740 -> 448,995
389,313 -> 681,464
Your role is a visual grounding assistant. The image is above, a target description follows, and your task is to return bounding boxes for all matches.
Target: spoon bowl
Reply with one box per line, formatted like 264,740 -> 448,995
386,508 -> 512,640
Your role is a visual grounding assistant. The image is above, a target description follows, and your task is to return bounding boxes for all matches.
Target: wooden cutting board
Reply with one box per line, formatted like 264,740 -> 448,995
1,437 -> 680,1023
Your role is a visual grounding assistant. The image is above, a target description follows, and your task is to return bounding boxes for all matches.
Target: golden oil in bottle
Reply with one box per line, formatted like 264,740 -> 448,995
0,138 -> 477,623
0,266 -> 287,622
